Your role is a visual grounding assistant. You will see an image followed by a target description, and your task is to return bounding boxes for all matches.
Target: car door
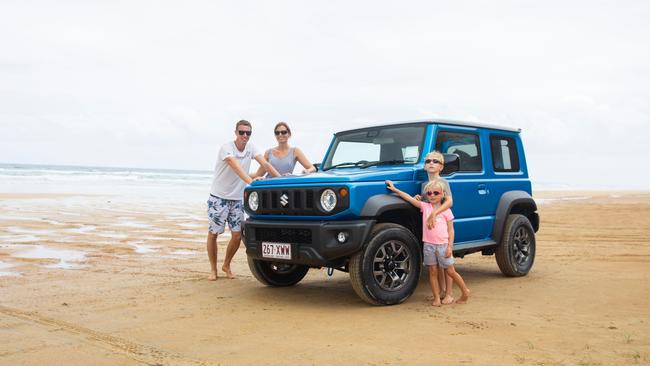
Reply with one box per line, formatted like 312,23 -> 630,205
435,126 -> 493,243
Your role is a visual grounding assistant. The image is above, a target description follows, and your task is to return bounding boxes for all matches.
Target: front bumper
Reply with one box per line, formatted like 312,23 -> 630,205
243,219 -> 375,267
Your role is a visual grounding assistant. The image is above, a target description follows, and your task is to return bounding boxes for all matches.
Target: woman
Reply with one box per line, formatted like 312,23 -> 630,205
255,122 -> 316,177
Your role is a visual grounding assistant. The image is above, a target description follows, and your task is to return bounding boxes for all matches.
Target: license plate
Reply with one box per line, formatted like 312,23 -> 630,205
261,242 -> 292,260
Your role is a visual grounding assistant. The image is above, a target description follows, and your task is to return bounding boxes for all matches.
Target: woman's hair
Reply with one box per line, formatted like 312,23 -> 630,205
424,180 -> 446,204
274,121 -> 291,135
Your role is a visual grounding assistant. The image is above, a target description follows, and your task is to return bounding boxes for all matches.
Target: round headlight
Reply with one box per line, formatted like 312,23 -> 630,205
248,191 -> 259,211
320,189 -> 337,212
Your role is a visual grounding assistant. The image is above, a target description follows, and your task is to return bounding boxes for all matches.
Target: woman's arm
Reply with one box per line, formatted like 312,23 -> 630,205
385,180 -> 421,209
294,147 -> 316,173
251,150 -> 270,178
255,153 -> 281,178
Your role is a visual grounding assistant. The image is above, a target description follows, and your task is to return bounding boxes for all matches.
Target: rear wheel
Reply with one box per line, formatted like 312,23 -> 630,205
247,257 -> 309,286
349,223 -> 421,305
496,214 -> 536,276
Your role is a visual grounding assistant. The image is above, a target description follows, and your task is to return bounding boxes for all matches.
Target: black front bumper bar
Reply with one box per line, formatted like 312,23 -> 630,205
243,219 -> 375,267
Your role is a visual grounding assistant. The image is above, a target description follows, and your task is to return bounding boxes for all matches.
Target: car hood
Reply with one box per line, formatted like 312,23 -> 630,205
250,166 -> 419,186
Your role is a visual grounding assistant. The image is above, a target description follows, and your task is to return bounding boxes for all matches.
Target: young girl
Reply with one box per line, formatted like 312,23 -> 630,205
386,179 -> 470,306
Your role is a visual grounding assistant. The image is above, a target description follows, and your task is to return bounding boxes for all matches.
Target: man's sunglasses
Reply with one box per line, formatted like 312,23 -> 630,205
425,159 -> 442,165
274,130 -> 289,136
426,190 -> 443,196
237,130 -> 252,136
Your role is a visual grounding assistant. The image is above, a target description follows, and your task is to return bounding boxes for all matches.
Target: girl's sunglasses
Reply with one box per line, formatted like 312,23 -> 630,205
274,130 -> 289,136
426,190 -> 443,196
237,130 -> 252,136
425,159 -> 442,165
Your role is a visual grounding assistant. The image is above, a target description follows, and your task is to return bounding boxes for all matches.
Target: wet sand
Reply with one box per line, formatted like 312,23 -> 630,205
1,192 -> 649,365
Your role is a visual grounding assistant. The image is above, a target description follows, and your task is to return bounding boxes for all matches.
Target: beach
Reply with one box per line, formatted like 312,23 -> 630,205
1,188 -> 649,365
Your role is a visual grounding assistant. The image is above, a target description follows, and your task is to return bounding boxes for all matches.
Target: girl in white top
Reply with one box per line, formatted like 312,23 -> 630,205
254,122 -> 317,177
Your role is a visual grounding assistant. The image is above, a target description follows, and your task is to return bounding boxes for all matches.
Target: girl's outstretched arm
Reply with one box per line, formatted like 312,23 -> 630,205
385,180 -> 421,209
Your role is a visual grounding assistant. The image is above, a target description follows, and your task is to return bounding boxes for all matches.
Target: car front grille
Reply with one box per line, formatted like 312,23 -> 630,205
247,187 -> 348,216
259,189 -> 317,215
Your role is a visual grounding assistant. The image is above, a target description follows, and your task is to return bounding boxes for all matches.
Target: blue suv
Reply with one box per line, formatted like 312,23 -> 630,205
242,120 -> 539,305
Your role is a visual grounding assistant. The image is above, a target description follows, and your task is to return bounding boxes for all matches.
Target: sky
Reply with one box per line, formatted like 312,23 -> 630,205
1,0 -> 649,189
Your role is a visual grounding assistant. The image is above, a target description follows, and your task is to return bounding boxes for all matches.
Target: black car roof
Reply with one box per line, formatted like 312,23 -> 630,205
335,119 -> 521,135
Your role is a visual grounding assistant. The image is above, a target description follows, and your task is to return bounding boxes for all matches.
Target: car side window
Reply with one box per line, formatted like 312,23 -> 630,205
435,131 -> 482,172
490,135 -> 520,172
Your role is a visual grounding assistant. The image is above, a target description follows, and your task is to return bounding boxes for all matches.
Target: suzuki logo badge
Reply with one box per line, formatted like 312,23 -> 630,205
280,193 -> 289,207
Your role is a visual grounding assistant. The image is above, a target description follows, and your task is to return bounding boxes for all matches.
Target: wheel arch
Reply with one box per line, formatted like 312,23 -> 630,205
492,191 -> 539,244
360,194 -> 421,241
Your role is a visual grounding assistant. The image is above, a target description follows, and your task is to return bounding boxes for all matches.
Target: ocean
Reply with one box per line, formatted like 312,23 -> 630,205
0,163 -> 213,202
0,162 -> 582,201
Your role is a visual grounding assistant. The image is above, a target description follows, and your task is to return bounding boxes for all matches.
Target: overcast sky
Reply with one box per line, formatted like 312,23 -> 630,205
1,1 -> 649,189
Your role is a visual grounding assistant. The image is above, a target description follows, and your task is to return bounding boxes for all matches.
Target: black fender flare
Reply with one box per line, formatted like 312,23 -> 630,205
360,194 -> 414,217
492,190 -> 538,244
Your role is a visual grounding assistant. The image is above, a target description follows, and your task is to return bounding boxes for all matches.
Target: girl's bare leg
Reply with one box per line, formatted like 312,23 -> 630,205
446,265 -> 470,304
442,272 -> 455,304
428,266 -> 442,306
437,268 -> 447,298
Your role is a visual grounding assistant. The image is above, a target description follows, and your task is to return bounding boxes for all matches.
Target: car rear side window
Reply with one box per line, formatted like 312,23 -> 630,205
490,135 -> 520,172
435,131 -> 482,172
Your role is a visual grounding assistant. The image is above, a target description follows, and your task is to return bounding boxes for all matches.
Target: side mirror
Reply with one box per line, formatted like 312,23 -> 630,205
313,163 -> 320,172
441,153 -> 460,176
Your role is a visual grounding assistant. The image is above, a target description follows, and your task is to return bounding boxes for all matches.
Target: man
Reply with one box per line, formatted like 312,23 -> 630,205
206,120 -> 280,280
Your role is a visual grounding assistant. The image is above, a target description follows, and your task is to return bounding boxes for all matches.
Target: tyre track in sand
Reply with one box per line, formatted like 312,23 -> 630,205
0,305 -> 212,366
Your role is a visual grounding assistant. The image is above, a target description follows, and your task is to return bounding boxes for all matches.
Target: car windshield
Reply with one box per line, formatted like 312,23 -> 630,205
323,125 -> 426,170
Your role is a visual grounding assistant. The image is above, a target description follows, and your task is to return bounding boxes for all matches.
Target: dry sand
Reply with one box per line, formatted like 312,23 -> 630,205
1,192 -> 649,365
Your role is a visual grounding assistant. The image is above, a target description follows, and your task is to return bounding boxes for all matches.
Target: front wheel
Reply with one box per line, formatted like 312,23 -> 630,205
349,223 -> 421,305
247,257 -> 310,286
495,214 -> 536,276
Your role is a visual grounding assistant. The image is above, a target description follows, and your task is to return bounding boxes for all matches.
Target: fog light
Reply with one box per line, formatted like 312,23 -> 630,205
337,231 -> 348,243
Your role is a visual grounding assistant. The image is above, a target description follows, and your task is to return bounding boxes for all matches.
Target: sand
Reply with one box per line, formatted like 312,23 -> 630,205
1,191 -> 649,365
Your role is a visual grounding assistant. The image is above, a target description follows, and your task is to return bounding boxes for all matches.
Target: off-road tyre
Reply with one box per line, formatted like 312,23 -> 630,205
496,214 -> 536,276
349,223 -> 421,305
247,257 -> 310,287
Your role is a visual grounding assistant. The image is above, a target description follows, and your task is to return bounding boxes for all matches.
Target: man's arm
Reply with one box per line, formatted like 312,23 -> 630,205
225,156 -> 254,184
255,154 -> 281,177
251,150 -> 270,178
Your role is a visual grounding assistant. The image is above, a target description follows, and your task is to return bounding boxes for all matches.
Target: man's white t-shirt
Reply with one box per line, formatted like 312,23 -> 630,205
210,141 -> 260,200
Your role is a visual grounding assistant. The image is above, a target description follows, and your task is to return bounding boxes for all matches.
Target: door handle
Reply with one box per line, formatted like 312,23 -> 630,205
477,184 -> 489,195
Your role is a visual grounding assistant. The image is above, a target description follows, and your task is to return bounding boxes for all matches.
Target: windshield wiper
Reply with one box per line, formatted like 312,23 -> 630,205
360,159 -> 406,168
323,161 -> 366,171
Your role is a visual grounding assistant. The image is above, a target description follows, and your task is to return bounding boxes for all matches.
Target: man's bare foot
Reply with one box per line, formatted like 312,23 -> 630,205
442,295 -> 455,305
431,298 -> 442,307
208,271 -> 218,281
222,266 -> 235,279
456,289 -> 470,304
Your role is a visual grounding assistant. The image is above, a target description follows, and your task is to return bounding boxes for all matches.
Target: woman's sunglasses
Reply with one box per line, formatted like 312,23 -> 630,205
274,130 -> 289,136
425,159 -> 442,165
426,190 -> 443,196
237,130 -> 252,136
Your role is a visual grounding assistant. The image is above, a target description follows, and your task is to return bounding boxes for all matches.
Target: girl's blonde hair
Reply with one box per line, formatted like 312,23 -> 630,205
426,150 -> 444,164
424,180 -> 446,204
